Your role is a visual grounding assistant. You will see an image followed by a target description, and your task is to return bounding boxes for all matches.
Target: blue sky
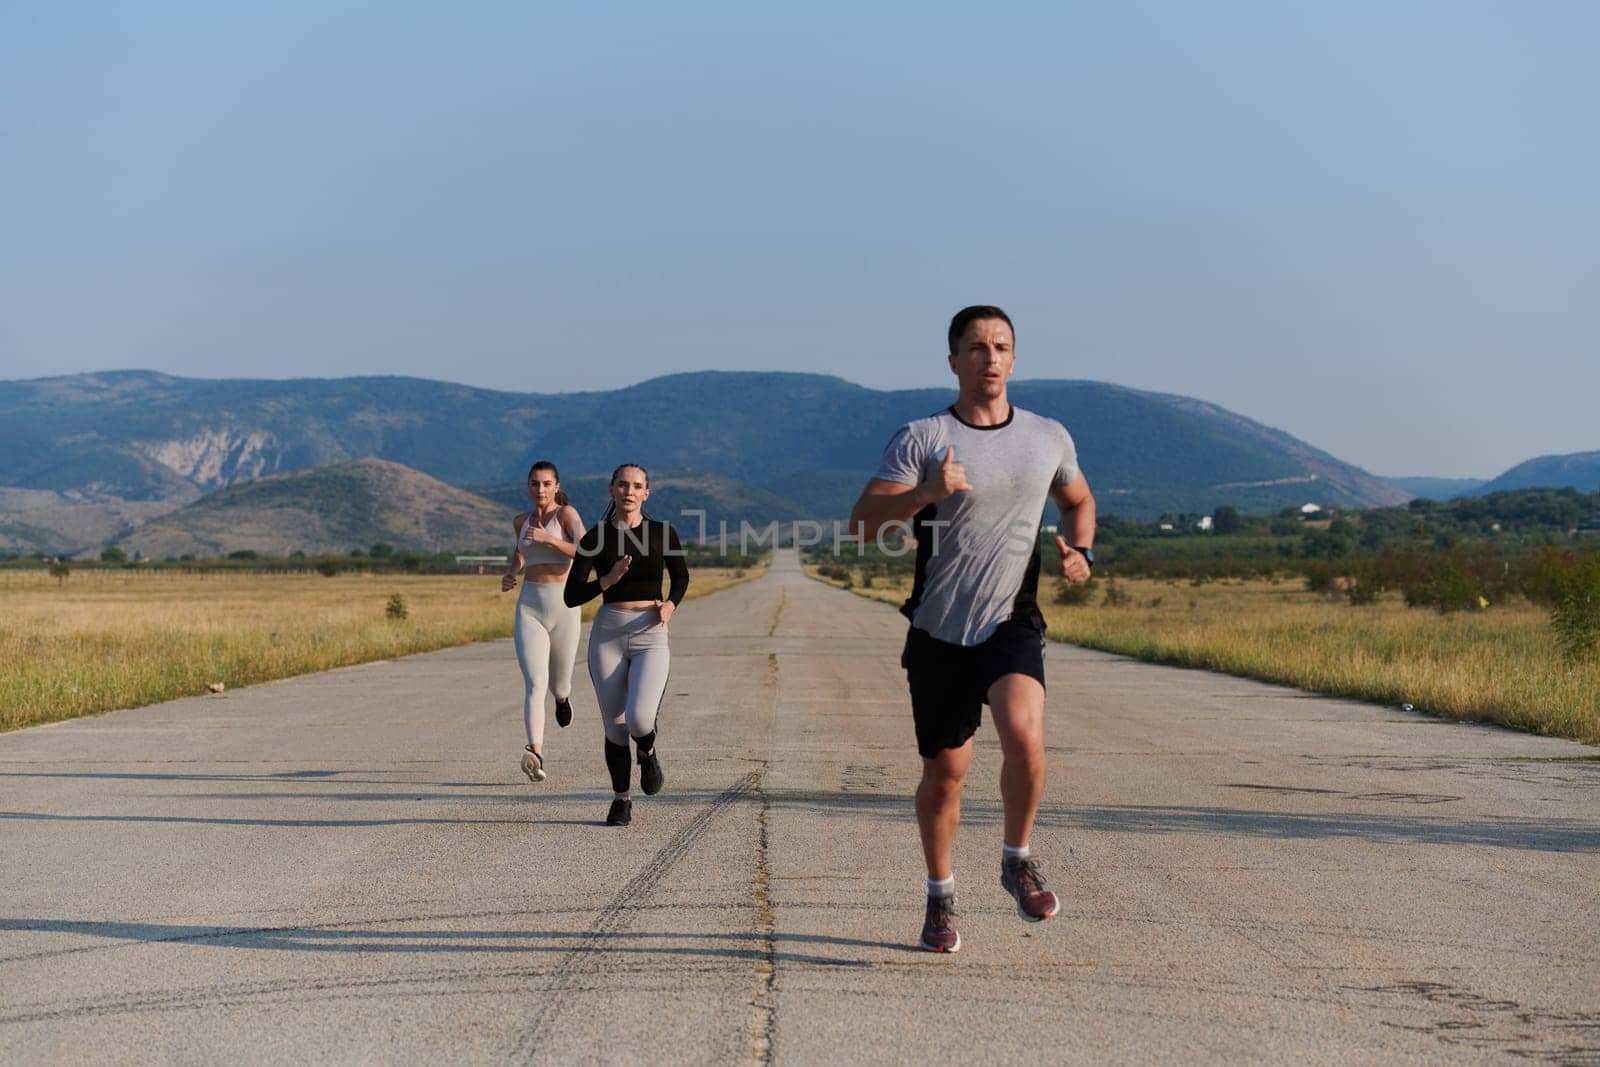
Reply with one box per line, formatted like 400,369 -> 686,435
1,1 -> 1595,478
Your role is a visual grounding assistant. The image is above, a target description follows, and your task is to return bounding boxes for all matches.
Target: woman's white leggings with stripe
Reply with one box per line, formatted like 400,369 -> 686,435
587,606 -> 670,749
514,581 -> 580,746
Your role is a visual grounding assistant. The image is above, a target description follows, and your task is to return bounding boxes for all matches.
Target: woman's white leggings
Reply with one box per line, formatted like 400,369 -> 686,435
587,605 -> 671,748
513,581 -> 581,746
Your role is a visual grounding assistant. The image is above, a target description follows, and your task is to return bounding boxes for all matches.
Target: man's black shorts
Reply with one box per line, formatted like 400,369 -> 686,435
901,618 -> 1047,758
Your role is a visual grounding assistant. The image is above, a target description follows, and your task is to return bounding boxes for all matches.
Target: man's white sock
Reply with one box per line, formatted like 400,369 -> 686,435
927,875 -> 955,898
1002,842 -> 1030,862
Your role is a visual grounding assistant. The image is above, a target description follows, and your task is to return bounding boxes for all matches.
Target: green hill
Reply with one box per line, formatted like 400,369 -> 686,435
1470,451 -> 1600,495
114,458 -> 510,559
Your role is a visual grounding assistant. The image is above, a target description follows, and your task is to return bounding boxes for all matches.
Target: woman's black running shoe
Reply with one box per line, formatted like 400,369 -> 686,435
605,797 -> 632,826
638,749 -> 664,796
555,698 -> 573,728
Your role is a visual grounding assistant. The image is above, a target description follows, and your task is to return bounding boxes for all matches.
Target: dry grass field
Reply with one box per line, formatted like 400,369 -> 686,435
808,568 -> 1600,746
0,565 -> 760,732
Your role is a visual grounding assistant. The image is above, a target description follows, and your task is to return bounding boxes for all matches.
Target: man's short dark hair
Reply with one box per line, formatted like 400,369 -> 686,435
947,305 -> 1015,356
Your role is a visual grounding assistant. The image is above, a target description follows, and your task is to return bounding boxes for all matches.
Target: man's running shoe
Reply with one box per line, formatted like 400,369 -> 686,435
555,698 -> 573,728
638,748 -> 664,796
1000,857 -> 1060,922
920,894 -> 960,953
605,797 -> 632,826
520,745 -> 546,783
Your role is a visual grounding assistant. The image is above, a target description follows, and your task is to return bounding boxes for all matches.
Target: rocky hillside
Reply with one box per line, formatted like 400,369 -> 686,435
114,458 -> 511,559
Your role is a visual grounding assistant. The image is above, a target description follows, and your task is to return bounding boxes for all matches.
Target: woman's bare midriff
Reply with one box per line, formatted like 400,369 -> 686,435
523,563 -> 568,584
607,600 -> 659,610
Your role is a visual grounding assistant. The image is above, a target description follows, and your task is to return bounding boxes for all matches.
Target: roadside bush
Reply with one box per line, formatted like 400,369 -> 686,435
1304,561 -> 1336,595
1414,547 -> 1522,612
1523,548 -> 1580,608
1343,558 -> 1383,606
1403,550 -> 1488,613
1425,563 -> 1481,612
1102,577 -> 1129,606
385,594 -> 408,621
1551,555 -> 1600,661
1055,578 -> 1096,606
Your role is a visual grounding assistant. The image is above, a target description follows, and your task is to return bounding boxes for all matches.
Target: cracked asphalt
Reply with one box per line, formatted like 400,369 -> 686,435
2,550 -> 1598,1064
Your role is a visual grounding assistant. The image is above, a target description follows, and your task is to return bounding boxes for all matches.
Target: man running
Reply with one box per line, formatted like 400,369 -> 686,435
848,305 -> 1095,953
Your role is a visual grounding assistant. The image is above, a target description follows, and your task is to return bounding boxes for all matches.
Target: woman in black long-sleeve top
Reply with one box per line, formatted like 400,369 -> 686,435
564,463 -> 689,827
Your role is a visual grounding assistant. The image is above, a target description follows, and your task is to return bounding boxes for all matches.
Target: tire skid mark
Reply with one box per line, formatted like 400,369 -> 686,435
0,964 -> 541,1026
1344,980 -> 1600,1063
0,964 -> 759,1028
0,776 -> 758,1032
510,771 -> 759,1061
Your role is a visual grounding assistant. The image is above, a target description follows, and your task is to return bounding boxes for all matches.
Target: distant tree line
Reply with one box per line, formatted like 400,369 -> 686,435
3,539 -> 770,576
798,488 -> 1600,657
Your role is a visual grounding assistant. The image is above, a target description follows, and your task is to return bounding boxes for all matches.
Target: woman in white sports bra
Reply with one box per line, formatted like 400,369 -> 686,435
500,460 -> 585,784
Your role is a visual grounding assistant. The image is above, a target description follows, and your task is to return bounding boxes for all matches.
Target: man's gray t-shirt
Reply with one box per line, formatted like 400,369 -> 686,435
874,405 -> 1079,647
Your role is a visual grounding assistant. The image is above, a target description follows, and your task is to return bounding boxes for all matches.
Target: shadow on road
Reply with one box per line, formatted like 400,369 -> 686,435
0,918 -> 905,967
0,811 -> 538,828
0,770 -> 503,787
5,784 -> 1595,851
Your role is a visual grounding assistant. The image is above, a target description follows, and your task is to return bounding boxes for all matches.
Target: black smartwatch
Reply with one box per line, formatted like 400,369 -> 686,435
1072,546 -> 1095,569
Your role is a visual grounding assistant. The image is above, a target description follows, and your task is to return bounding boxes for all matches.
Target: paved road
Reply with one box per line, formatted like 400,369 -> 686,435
2,551 -> 1597,1064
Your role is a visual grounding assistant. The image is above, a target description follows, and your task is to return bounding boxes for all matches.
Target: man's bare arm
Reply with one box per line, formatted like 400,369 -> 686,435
848,478 -> 934,541
849,447 -> 970,539
1052,474 -> 1096,547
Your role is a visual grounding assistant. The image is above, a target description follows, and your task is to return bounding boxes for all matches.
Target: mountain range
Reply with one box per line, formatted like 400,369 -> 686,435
0,369 -> 1583,557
